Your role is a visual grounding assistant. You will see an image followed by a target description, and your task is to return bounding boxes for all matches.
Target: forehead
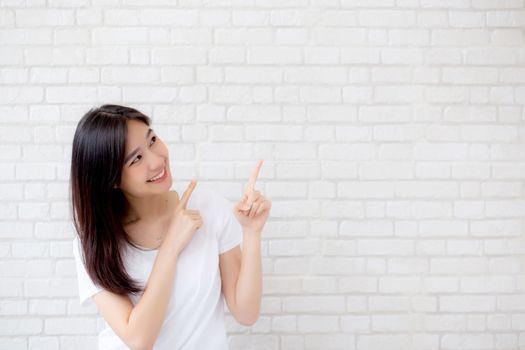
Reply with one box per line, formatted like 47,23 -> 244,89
125,119 -> 150,147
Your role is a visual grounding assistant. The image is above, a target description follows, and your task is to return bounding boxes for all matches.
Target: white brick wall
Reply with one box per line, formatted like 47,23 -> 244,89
0,0 -> 524,349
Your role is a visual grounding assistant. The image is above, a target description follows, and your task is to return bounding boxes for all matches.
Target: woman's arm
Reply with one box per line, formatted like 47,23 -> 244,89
93,245 -> 180,350
219,229 -> 262,325
220,159 -> 270,325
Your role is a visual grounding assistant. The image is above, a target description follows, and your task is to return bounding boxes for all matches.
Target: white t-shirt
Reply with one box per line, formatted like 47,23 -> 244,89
72,188 -> 243,350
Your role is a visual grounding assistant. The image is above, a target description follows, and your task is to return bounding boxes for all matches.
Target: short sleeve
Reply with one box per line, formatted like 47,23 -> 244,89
211,191 -> 243,254
72,236 -> 104,307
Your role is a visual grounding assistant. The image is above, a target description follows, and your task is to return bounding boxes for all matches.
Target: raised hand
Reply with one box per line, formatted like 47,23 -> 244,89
233,160 -> 271,233
164,179 -> 203,255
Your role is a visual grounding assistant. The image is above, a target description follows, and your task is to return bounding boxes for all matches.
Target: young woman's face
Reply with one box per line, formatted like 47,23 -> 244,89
118,119 -> 172,198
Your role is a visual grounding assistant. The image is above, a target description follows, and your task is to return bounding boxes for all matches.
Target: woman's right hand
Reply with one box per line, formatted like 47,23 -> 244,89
163,180 -> 202,255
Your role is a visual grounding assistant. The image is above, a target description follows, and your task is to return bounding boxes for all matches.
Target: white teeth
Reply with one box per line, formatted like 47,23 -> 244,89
148,168 -> 165,182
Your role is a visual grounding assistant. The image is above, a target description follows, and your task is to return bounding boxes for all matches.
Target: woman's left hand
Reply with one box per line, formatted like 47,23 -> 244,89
233,160 -> 271,233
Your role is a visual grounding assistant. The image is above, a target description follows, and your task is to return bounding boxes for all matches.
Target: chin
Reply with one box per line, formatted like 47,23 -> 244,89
152,177 -> 172,191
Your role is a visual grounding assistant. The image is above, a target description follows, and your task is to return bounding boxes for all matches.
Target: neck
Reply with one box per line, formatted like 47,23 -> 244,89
123,191 -> 174,224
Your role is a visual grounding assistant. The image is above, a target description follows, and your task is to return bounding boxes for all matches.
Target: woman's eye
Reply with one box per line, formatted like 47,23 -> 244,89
130,136 -> 157,165
131,154 -> 142,165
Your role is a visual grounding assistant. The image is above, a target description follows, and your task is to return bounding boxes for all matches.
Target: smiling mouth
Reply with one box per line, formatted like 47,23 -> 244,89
146,167 -> 166,183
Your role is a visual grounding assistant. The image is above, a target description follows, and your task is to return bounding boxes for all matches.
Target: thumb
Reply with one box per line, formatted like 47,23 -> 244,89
237,193 -> 251,211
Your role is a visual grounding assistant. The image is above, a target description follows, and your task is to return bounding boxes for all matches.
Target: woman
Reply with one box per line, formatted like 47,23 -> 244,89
70,104 -> 271,349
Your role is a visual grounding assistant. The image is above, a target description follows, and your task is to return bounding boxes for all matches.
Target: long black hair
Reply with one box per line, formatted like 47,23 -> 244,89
70,104 -> 150,295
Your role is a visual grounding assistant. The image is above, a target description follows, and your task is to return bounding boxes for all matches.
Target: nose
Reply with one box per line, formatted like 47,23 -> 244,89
147,148 -> 164,172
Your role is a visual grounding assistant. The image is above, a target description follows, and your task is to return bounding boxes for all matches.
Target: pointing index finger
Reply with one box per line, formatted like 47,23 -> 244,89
179,179 -> 197,209
245,159 -> 263,193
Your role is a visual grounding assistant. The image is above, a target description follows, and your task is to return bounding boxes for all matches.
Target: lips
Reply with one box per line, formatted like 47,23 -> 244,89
147,167 -> 166,183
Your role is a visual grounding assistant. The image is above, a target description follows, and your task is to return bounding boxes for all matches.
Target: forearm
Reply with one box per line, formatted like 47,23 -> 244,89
127,245 -> 179,349
234,229 -> 262,324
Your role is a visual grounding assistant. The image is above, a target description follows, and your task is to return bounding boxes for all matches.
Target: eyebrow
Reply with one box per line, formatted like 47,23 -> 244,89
124,128 -> 153,164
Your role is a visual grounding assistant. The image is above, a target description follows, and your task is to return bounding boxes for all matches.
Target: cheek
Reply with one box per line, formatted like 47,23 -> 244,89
121,166 -> 143,186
